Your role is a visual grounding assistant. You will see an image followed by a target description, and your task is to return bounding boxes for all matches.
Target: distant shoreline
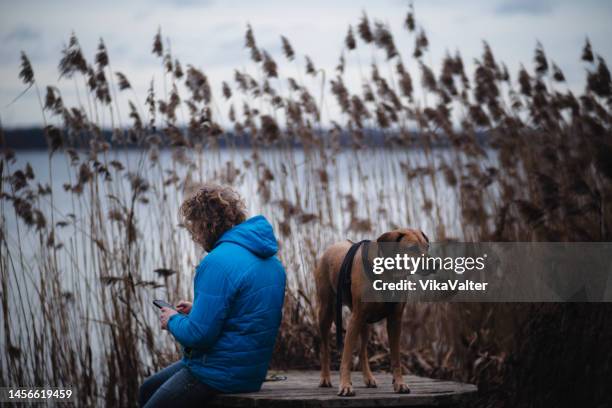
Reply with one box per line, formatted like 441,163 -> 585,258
1,127 -> 489,150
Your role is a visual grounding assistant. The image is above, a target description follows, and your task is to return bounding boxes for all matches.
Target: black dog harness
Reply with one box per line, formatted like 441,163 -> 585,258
335,240 -> 370,351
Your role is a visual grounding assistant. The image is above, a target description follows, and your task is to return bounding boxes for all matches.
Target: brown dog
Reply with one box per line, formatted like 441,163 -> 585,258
314,229 -> 429,396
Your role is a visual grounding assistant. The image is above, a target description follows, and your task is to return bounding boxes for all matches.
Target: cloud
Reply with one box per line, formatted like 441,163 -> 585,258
154,0 -> 214,8
0,26 -> 47,68
4,26 -> 41,42
495,0 -> 556,16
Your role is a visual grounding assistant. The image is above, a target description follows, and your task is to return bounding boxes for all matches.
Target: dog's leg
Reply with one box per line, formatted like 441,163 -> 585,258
316,261 -> 334,388
386,306 -> 410,394
317,298 -> 334,388
360,325 -> 377,388
338,313 -> 363,397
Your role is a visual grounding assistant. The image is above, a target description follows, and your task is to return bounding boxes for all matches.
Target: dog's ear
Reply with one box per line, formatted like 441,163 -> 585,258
420,231 -> 429,243
377,231 -> 404,242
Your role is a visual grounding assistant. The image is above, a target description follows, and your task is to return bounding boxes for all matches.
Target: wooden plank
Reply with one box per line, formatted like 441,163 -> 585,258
210,371 -> 477,407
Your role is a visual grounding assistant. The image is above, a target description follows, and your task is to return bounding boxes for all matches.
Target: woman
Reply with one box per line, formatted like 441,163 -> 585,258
139,184 -> 286,407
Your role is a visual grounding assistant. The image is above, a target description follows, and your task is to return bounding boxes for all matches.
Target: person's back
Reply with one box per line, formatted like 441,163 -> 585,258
171,215 -> 286,392
140,185 -> 286,407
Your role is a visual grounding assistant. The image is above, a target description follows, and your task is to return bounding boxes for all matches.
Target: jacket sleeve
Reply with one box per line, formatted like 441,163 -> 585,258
167,261 -> 237,350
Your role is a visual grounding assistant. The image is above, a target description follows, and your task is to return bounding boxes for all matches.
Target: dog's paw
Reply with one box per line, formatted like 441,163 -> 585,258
337,384 -> 355,397
319,377 -> 332,388
393,382 -> 411,394
363,376 -> 377,388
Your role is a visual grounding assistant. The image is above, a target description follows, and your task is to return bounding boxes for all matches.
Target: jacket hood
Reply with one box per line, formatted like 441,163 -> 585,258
214,215 -> 278,258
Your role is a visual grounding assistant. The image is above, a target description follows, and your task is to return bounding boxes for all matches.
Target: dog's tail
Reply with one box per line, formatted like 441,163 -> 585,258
335,240 -> 370,352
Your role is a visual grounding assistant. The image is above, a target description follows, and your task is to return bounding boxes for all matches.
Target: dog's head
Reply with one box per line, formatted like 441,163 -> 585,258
376,228 -> 430,255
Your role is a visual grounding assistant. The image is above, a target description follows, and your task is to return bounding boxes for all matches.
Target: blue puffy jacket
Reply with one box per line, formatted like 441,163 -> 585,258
167,215 -> 286,393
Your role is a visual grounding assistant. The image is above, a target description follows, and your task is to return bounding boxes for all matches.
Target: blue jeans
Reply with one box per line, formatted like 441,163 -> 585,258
139,361 -> 218,407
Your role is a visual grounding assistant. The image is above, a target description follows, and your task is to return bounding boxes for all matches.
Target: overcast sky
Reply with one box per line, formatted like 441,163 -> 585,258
0,0 -> 611,128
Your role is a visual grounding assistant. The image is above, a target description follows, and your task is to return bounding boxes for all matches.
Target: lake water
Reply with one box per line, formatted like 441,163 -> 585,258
6,147 -> 468,254
4,146 -> 474,315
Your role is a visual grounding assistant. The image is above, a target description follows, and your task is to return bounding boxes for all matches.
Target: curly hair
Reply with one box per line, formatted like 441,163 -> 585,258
179,183 -> 247,251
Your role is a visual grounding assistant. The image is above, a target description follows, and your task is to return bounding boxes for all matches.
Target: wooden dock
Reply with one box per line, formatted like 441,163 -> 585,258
211,370 -> 477,407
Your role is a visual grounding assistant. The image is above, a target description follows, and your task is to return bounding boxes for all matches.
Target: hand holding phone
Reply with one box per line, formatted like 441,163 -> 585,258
153,299 -> 176,311
155,300 -> 178,331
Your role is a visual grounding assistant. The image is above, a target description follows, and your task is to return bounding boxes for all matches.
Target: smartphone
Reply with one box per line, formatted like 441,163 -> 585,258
153,299 -> 176,311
